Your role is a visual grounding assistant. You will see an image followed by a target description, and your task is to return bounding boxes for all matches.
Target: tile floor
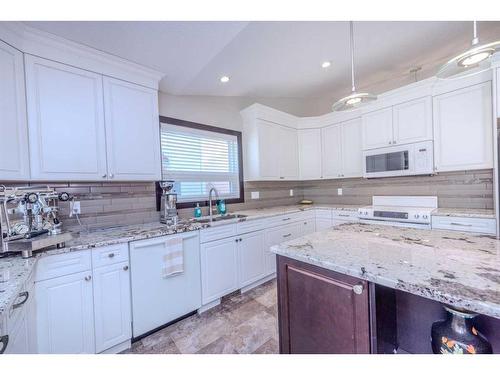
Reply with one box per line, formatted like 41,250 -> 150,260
122,279 -> 279,354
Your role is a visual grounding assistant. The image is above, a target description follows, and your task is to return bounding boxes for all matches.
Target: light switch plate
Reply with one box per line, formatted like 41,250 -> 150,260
337,188 -> 343,196
289,189 -> 294,196
251,191 -> 260,199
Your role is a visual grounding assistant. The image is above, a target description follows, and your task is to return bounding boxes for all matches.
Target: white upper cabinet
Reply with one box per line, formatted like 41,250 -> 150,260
321,124 -> 342,179
362,97 -> 433,150
433,82 -> 493,172
0,41 -> 30,180
25,55 -> 108,181
103,77 -> 161,181
298,128 -> 322,180
256,119 -> 280,179
278,125 -> 299,179
362,107 -> 393,150
393,97 -> 433,145
243,117 -> 298,181
497,68 -> 500,118
341,118 -> 363,178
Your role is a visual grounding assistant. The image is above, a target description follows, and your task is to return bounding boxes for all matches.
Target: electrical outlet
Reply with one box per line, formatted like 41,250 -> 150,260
251,191 -> 260,199
337,188 -> 343,196
70,201 -> 81,217
289,189 -> 294,197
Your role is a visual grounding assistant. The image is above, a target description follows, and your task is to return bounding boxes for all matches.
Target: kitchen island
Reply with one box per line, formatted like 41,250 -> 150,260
270,223 -> 500,354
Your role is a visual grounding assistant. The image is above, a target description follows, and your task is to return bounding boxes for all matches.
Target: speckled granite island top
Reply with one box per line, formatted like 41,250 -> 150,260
271,223 -> 500,319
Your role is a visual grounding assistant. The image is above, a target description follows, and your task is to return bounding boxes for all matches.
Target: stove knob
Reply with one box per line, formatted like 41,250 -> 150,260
414,214 -> 420,219
423,214 -> 428,219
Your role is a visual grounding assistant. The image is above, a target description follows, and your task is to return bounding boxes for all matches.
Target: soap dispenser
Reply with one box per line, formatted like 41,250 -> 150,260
194,203 -> 202,218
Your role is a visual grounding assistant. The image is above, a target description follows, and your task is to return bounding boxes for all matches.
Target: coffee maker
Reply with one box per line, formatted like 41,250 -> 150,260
159,181 -> 178,226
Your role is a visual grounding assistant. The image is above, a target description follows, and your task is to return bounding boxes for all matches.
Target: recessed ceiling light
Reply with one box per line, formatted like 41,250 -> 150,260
220,76 -> 230,83
321,61 -> 331,68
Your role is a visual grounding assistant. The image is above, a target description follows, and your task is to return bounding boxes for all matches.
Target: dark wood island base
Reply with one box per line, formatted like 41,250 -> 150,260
277,255 -> 500,354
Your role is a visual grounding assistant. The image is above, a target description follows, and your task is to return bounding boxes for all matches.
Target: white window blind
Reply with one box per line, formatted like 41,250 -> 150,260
160,123 -> 241,203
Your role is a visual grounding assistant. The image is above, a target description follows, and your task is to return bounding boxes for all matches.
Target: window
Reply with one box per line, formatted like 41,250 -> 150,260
159,117 -> 244,206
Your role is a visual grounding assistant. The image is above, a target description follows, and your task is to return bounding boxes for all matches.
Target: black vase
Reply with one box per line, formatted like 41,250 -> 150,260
431,305 -> 493,354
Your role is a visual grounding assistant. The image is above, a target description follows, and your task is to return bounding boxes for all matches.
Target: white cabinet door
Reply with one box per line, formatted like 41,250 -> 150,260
0,41 -> 30,180
433,82 -> 493,172
321,124 -> 343,179
238,231 -> 266,288
36,271 -> 95,354
362,107 -> 393,150
257,120 -> 280,179
93,262 -> 131,353
200,237 -> 239,304
341,118 -> 363,178
103,77 -> 161,181
393,97 -> 433,145
5,313 -> 29,354
25,55 -> 107,181
278,125 -> 299,179
298,128 -> 322,179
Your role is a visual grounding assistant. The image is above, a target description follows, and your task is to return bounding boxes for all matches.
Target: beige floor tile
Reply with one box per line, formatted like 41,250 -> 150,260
253,338 -> 279,354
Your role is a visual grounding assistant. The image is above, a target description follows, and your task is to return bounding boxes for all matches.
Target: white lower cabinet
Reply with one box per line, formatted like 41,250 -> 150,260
238,231 -> 266,288
5,310 -> 29,354
36,270 -> 95,354
200,237 -> 239,305
93,261 -> 131,353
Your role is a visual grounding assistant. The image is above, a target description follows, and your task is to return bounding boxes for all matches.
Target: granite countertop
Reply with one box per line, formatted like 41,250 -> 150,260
271,223 -> 500,319
432,208 -> 496,219
0,257 -> 36,316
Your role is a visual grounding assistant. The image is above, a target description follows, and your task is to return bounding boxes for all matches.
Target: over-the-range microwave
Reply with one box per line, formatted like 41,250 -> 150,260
363,140 -> 434,178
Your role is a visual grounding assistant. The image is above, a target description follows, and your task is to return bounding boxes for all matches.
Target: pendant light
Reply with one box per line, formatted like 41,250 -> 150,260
332,21 -> 376,112
437,21 -> 500,79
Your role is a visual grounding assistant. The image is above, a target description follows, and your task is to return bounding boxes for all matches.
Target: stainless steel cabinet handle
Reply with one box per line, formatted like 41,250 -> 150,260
102,174 -> 107,178
0,335 -> 8,354
450,222 -> 473,227
389,141 -> 392,145
283,233 -> 292,238
338,214 -> 350,217
279,177 -> 284,179
123,265 -> 129,271
352,283 -> 364,295
84,275 -> 92,281
282,218 -> 291,221
108,253 -> 115,258
12,291 -> 29,310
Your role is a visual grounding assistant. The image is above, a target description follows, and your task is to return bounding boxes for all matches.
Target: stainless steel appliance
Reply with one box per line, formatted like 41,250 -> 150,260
358,196 -> 438,229
159,181 -> 178,226
363,140 -> 434,178
0,185 -> 73,258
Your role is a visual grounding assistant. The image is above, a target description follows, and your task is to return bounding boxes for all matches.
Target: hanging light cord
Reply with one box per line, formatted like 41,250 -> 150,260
350,21 -> 356,93
472,20 -> 479,46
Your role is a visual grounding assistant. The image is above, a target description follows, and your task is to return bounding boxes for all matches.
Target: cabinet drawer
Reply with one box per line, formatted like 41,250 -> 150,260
91,243 -> 129,268
237,219 -> 267,235
267,212 -> 308,227
200,223 -> 237,243
35,250 -> 91,282
431,216 -> 496,235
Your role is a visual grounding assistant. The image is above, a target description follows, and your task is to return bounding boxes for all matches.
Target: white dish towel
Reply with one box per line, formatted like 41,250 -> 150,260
162,237 -> 184,278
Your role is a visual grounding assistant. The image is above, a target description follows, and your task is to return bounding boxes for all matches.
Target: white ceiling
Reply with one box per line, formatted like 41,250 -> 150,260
24,21 -> 500,100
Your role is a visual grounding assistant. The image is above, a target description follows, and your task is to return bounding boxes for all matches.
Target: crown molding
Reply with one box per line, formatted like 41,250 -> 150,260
0,22 -> 164,89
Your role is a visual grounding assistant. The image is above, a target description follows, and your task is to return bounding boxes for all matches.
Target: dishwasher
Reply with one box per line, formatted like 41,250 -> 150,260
129,231 -> 201,339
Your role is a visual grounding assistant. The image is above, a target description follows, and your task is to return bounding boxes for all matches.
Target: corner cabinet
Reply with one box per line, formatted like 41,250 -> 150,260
103,77 -> 161,181
277,256 -> 370,354
433,82 -> 493,172
24,55 -> 161,181
298,129 -> 322,180
243,118 -> 299,181
0,40 -> 30,180
25,55 -> 108,181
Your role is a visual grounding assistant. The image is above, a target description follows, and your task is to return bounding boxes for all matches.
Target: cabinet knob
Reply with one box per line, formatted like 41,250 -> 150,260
84,275 -> 92,281
123,265 -> 129,271
352,283 -> 364,295
389,141 -> 392,145
109,174 -> 114,178
102,174 -> 107,178
108,253 -> 115,258
393,140 -> 397,144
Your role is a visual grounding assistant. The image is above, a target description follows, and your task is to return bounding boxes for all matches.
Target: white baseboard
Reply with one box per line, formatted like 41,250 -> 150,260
100,340 -> 131,354
197,298 -> 221,314
240,273 -> 276,294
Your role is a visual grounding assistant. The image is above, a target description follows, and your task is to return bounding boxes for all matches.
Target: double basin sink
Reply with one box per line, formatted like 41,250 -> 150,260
192,213 -> 248,226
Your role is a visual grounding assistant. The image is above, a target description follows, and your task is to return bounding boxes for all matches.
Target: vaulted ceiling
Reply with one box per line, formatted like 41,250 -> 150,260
25,21 -> 500,100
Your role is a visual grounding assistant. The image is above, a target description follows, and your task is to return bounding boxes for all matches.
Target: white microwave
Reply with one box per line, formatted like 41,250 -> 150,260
363,140 -> 434,178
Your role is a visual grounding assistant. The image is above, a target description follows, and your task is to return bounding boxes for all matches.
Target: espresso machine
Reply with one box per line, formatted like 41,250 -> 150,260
0,185 -> 74,258
159,181 -> 178,226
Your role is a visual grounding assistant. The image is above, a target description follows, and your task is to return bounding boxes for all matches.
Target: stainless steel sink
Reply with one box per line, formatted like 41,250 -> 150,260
194,213 -> 247,224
